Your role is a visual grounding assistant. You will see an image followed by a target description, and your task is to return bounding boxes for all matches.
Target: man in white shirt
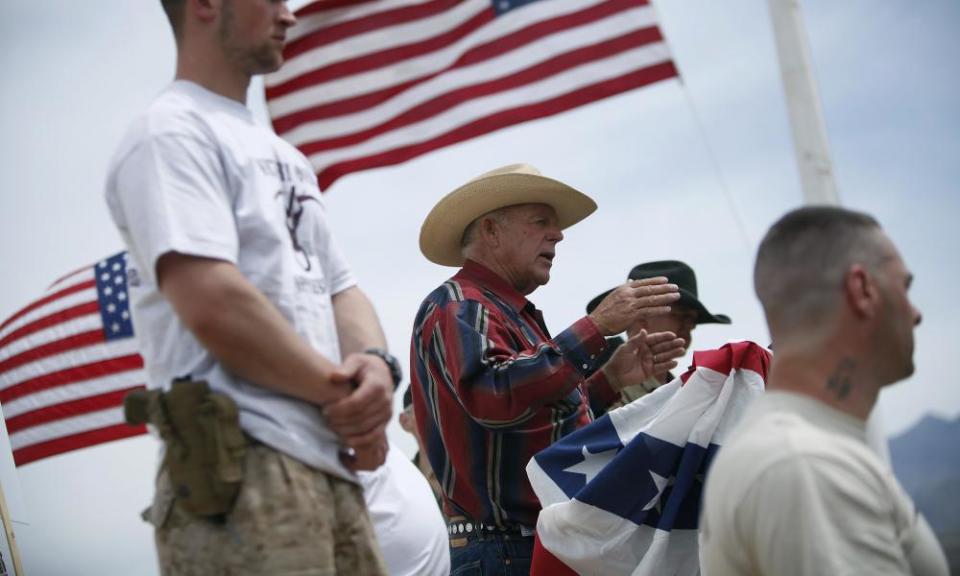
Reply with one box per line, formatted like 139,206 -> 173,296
105,1 -> 397,573
700,206 -> 949,575
361,445 -> 451,576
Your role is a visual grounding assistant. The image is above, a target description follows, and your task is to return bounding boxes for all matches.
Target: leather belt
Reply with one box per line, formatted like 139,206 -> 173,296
447,518 -> 534,538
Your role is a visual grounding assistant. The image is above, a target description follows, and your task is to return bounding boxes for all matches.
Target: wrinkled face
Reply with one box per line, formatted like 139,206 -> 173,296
219,0 -> 296,77
871,235 -> 922,385
492,204 -> 564,295
626,306 -> 698,350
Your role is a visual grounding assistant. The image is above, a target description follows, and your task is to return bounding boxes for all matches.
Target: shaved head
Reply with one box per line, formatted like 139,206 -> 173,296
754,206 -> 889,339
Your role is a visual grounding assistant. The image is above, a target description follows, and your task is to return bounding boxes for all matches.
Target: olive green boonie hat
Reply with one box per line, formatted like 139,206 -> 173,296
418,163 -> 597,267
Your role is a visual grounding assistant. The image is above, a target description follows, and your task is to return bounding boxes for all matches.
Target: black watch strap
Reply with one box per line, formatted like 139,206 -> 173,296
364,347 -> 402,390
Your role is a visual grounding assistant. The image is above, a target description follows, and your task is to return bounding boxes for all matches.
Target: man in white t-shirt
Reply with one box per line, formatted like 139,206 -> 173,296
104,1 -> 399,574
360,445 -> 451,576
700,206 -> 949,575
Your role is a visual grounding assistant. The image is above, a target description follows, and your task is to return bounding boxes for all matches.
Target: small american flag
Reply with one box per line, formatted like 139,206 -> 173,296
0,252 -> 146,466
266,0 -> 678,190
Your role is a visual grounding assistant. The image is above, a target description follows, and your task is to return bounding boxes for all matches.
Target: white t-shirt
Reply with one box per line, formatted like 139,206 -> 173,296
105,80 -> 358,480
700,391 -> 949,576
361,446 -> 450,576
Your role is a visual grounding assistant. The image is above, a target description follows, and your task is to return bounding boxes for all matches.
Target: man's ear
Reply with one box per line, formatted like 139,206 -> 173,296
479,216 -> 500,247
398,410 -> 413,433
189,0 -> 218,23
844,264 -> 878,319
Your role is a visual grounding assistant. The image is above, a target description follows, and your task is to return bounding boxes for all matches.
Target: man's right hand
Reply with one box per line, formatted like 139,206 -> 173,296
589,277 -> 681,335
324,352 -> 393,449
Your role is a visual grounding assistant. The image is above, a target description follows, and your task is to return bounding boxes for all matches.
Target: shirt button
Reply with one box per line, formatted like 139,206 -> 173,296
582,363 -> 589,369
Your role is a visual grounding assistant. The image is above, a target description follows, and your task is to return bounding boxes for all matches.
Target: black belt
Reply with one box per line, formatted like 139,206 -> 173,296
447,518 -> 534,538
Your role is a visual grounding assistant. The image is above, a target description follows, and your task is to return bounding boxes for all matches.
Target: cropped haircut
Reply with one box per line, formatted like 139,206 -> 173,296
754,206 -> 886,333
160,0 -> 185,39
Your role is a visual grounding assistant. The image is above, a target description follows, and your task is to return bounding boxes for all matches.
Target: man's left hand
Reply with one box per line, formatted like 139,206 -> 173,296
324,353 -> 394,446
340,431 -> 389,472
602,330 -> 686,391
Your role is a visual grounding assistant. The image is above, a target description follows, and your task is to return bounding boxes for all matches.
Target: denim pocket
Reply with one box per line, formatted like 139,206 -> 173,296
450,559 -> 483,576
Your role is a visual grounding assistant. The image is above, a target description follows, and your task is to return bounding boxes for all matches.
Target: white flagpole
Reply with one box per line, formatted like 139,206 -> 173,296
768,0 -> 840,205
767,0 -> 889,463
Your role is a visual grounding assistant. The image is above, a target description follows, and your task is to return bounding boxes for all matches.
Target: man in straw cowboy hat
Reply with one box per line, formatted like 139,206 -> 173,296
586,260 -> 732,414
409,163 -> 688,573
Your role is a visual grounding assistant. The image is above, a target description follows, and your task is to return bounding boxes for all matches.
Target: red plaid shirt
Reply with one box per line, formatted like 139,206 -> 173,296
410,260 -> 618,528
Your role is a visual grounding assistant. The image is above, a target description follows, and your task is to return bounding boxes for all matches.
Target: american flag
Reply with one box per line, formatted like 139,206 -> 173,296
526,341 -> 771,575
266,0 -> 678,190
0,252 -> 146,466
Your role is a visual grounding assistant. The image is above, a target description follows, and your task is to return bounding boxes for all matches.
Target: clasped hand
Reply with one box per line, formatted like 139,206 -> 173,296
324,352 -> 393,471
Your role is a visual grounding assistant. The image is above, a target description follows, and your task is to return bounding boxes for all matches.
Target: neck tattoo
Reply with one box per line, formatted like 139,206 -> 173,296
826,358 -> 856,400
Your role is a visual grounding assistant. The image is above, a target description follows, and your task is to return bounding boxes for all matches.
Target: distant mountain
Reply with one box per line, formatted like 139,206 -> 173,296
889,414 -> 960,572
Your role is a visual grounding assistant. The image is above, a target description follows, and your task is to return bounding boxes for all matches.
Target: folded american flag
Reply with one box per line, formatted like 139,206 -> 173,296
526,341 -> 771,575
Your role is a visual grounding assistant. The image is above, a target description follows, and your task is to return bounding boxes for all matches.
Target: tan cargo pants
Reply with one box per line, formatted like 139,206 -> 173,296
149,442 -> 387,576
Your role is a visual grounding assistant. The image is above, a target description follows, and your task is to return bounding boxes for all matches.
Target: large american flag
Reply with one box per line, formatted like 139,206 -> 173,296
0,252 -> 145,466
266,0 -> 678,190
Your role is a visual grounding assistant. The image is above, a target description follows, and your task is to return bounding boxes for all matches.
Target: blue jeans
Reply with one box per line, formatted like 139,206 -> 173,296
450,532 -> 534,576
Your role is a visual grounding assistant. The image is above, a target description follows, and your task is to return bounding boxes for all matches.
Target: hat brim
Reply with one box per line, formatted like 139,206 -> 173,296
679,288 -> 731,324
585,286 -> 731,325
420,172 -> 597,267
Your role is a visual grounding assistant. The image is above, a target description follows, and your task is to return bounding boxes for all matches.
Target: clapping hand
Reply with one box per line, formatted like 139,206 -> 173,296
589,277 -> 680,335
602,330 -> 686,391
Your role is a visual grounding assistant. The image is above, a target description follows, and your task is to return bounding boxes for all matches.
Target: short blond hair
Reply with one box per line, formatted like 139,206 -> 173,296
755,206 -> 887,335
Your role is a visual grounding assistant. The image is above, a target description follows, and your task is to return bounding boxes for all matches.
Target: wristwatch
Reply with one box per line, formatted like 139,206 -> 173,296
364,347 -> 403,390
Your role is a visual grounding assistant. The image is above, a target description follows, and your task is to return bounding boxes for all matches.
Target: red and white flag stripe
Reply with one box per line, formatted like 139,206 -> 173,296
0,254 -> 146,466
266,0 -> 678,190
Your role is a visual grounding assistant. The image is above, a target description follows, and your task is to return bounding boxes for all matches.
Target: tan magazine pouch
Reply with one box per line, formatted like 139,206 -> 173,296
125,380 -> 248,519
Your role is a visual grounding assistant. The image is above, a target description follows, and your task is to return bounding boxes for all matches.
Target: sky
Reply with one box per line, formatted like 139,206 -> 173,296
1,0 -> 958,574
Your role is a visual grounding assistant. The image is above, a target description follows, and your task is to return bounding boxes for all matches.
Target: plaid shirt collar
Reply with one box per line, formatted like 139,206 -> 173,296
456,259 -> 530,313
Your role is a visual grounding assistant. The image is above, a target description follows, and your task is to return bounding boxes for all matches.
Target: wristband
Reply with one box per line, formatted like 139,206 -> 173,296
363,348 -> 402,390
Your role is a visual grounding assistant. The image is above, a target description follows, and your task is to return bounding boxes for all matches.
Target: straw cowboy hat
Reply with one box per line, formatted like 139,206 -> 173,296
419,163 -> 597,266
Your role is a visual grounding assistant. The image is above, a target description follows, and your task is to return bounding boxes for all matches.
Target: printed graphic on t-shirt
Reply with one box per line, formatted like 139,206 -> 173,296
260,157 -> 322,273
276,186 -> 320,271
294,275 -> 325,295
